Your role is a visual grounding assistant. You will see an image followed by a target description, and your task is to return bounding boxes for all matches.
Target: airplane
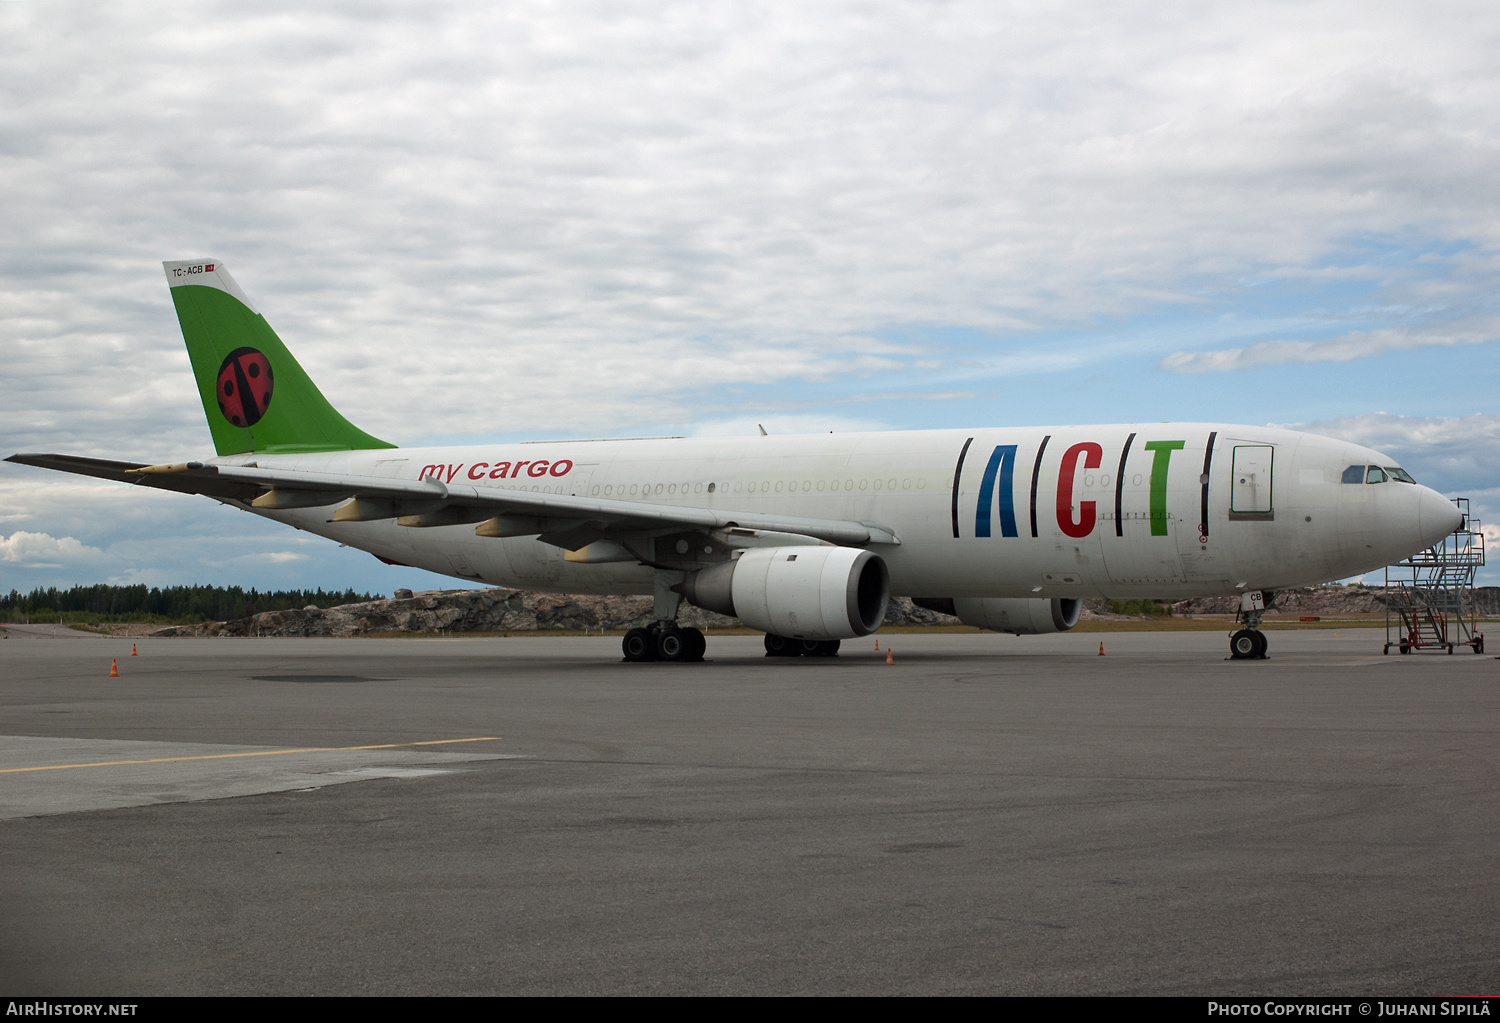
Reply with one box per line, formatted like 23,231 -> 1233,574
6,260 -> 1465,662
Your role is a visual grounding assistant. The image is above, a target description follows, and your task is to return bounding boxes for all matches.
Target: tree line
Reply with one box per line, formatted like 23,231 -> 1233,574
1,584 -> 384,624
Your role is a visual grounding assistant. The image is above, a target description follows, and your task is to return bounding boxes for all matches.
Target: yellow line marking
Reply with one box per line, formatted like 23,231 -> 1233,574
0,737 -> 502,774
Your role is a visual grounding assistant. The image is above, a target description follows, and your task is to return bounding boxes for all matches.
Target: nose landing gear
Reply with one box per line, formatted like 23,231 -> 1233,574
1229,601 -> 1269,660
1229,627 -> 1268,659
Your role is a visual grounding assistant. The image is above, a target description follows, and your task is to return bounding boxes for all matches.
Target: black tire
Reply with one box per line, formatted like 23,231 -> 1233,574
622,627 -> 657,662
1251,630 -> 1268,659
1399,642 -> 1411,654
796,639 -> 824,656
813,639 -> 841,657
657,627 -> 688,662
764,634 -> 799,657
1229,630 -> 1258,659
681,627 -> 706,661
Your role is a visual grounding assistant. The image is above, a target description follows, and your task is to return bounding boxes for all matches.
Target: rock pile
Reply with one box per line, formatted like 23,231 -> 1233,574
151,589 -> 961,638
1172,585 -> 1499,616
147,584 -> 1497,637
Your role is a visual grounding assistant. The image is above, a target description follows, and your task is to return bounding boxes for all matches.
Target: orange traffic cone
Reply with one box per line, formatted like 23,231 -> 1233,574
1098,641 -> 1105,656
131,643 -> 138,656
109,658 -> 119,677
885,648 -> 894,665
874,638 -> 880,651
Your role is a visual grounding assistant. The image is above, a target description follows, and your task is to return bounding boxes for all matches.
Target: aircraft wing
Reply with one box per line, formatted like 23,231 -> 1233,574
5,454 -> 264,501
6,454 -> 900,549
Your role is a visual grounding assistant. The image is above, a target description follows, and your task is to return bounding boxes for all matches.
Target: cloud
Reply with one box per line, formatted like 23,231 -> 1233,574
689,414 -> 888,438
1294,413 -> 1500,495
1159,322 -> 1500,373
236,552 -> 310,564
4,3 -> 1500,453
0,531 -> 110,569
5,3 -> 1500,588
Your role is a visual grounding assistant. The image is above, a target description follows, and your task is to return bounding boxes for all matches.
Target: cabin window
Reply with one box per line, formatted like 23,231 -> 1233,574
1365,466 -> 1388,484
707,482 -> 716,493
1341,465 -> 1365,484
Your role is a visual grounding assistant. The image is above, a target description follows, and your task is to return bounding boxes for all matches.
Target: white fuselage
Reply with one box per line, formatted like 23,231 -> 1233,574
230,423 -> 1460,601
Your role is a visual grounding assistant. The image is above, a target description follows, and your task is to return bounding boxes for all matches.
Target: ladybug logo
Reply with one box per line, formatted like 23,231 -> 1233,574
216,347 -> 274,427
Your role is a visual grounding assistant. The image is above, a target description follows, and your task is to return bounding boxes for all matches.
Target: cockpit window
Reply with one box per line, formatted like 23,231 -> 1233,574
1365,466 -> 1388,484
1385,467 -> 1417,484
1341,465 -> 1365,484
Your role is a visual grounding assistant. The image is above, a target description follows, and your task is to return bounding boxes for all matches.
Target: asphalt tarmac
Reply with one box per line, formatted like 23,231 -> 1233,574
1,625 -> 1496,995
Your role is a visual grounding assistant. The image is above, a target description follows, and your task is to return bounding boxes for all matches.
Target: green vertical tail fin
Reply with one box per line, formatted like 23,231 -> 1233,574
164,259 -> 394,456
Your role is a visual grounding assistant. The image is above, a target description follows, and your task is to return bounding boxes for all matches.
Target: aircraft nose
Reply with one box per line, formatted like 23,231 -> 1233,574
1417,487 -> 1463,547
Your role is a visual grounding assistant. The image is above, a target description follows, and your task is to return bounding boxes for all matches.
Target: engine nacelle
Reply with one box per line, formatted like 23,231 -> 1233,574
913,596 -> 1082,635
679,546 -> 890,640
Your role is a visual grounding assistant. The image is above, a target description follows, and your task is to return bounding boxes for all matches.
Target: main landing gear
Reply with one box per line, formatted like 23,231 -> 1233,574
763,634 -> 841,658
622,623 -> 706,663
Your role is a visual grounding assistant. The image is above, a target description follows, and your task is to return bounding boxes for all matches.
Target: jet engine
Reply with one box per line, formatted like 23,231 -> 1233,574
678,546 -> 890,640
912,596 -> 1082,635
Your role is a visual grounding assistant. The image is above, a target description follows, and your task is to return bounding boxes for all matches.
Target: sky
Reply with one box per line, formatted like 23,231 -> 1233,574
2,0 -> 1497,595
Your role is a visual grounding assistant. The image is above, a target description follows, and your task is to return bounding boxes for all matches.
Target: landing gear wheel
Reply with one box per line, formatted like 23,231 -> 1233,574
1230,629 -> 1261,660
622,627 -> 657,662
812,639 -> 841,657
1252,630 -> 1268,659
657,627 -> 690,662
764,634 -> 799,657
681,627 -> 707,661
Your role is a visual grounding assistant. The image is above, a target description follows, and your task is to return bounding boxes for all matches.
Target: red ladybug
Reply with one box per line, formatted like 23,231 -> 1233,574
216,347 -> 274,427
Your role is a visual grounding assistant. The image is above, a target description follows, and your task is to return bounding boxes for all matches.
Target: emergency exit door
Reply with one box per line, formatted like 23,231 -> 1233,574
1230,445 -> 1274,520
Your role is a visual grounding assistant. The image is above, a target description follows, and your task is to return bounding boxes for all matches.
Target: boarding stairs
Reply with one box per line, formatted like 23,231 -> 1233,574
1383,498 -> 1486,655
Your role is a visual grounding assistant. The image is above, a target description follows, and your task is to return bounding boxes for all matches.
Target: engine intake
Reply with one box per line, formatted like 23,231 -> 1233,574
679,546 -> 890,640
